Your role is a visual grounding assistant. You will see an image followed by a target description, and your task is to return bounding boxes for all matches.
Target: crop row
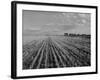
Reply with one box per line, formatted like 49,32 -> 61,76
23,36 -> 91,69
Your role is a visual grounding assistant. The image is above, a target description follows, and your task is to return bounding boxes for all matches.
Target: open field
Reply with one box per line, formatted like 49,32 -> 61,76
23,36 -> 91,69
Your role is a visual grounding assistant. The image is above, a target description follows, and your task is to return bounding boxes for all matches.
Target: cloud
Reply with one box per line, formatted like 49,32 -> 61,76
23,11 -> 90,35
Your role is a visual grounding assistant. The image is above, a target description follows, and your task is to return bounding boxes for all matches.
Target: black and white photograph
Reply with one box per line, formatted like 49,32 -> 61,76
23,11 -> 91,69
11,1 -> 97,79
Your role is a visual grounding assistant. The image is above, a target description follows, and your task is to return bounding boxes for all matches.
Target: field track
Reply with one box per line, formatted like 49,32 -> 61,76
23,36 -> 91,69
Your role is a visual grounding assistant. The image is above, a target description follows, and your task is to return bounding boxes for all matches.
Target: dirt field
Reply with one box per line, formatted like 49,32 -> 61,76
23,36 -> 91,69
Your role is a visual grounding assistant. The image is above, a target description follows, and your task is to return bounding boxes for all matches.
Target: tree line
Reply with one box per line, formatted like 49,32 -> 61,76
64,33 -> 90,38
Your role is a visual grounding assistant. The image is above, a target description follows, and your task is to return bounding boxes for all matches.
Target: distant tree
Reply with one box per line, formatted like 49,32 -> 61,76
64,33 -> 90,38
64,33 -> 68,36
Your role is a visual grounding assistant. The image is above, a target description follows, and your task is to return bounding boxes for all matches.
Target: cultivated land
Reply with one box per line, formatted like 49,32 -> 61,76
23,35 -> 91,69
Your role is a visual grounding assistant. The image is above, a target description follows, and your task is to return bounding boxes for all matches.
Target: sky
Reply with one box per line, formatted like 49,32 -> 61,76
22,10 -> 91,36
